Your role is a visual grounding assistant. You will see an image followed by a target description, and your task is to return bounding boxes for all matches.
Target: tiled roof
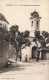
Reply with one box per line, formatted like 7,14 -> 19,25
0,13 -> 9,24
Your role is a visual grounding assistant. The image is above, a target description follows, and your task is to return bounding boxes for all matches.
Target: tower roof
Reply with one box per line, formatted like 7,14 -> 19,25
31,11 -> 39,16
29,11 -> 41,19
0,13 -> 9,24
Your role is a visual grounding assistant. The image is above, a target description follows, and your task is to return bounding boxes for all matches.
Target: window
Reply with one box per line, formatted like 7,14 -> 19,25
32,21 -> 33,26
37,21 -> 38,26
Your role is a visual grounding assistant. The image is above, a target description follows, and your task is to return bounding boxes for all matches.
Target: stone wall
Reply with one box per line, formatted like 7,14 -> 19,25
9,44 -> 16,59
0,39 -> 9,68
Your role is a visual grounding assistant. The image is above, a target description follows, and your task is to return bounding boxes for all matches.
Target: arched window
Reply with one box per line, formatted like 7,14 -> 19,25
37,21 -> 38,26
31,21 -> 33,26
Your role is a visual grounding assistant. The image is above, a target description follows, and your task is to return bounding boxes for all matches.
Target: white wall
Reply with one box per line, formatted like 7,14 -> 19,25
46,53 -> 49,59
22,42 -> 37,61
22,46 -> 30,61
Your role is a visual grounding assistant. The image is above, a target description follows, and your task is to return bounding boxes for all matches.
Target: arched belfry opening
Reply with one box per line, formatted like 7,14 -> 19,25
32,46 -> 37,58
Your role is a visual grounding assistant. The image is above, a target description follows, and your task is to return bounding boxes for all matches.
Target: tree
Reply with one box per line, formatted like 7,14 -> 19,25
14,31 -> 31,61
10,25 -> 19,33
5,25 -> 31,61
23,30 -> 30,37
42,31 -> 49,47
38,31 -> 49,60
42,31 -> 49,38
33,30 -> 47,60
34,30 -> 40,38
46,37 -> 49,44
32,30 -> 49,60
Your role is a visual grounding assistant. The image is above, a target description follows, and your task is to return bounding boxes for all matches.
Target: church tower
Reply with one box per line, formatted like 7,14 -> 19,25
29,11 -> 41,37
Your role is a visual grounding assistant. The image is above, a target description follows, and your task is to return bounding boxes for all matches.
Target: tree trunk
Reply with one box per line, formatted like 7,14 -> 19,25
20,47 -> 22,61
16,50 -> 18,61
36,50 -> 40,61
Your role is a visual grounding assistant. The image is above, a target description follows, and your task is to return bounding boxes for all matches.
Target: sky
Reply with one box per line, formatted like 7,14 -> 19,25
0,0 -> 49,32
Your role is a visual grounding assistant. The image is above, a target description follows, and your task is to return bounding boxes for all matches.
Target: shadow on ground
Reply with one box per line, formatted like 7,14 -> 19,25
0,60 -> 48,74
0,60 -> 34,74
0,62 -> 25,74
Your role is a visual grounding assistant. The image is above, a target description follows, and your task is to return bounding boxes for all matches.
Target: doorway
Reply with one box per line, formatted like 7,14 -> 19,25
32,46 -> 37,58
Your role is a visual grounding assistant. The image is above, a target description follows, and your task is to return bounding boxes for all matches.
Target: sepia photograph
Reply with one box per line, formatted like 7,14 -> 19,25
0,0 -> 49,80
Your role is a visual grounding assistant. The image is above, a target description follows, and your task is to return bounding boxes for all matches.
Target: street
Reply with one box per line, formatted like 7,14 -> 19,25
0,60 -> 49,80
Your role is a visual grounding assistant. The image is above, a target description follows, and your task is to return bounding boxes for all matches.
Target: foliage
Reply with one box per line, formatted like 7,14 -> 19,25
5,25 -> 31,49
10,25 -> 19,36
23,30 -> 30,37
42,31 -> 49,38
42,31 -> 49,45
34,30 -> 40,38
45,37 -> 49,44
33,31 -> 46,47
33,30 -> 49,47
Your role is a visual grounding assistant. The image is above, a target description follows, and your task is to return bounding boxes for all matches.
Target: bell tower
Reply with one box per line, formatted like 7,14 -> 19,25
29,11 -> 41,37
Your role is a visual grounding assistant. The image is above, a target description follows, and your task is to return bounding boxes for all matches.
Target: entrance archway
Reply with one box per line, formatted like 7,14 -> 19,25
32,46 -> 37,58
